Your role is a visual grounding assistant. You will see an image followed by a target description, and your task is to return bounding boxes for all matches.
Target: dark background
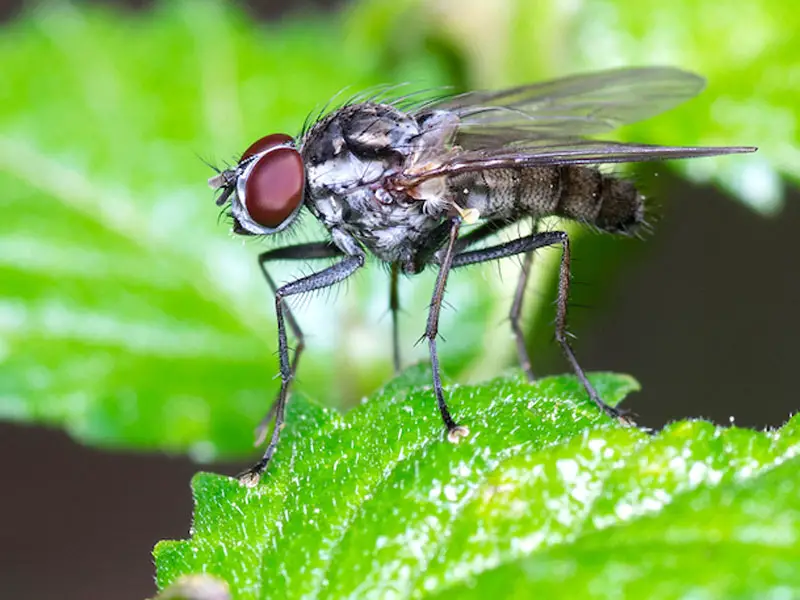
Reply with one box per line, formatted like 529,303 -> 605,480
1,2 -> 798,600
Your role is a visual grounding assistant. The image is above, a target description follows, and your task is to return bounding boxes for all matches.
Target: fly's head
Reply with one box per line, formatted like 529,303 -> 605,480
209,133 -> 305,236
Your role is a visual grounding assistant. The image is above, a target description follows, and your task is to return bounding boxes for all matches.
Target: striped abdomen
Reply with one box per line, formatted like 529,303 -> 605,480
454,166 -> 644,233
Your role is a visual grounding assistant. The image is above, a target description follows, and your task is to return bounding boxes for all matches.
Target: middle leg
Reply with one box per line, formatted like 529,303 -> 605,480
510,249 -> 535,382
239,252 -> 365,486
389,262 -> 401,374
424,217 -> 470,441
254,242 -> 343,446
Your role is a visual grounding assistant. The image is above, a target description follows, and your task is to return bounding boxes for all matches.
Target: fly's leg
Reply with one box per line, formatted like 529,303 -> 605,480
456,219 -> 536,380
389,263 -> 401,374
510,249 -> 535,381
239,252 -> 363,487
549,233 -> 623,420
253,242 -> 343,447
409,218 -> 504,273
423,217 -> 470,442
451,230 -> 625,422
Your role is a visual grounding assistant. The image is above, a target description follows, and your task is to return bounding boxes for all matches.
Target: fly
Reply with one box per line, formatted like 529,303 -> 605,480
207,67 -> 756,485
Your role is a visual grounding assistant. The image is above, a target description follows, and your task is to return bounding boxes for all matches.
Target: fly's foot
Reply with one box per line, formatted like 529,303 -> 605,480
447,425 -> 470,443
237,461 -> 268,488
614,406 -> 638,427
598,401 -> 637,427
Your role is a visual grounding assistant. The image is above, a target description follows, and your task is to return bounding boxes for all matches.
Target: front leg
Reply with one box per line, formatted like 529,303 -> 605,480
239,252 -> 365,486
422,217 -> 470,442
389,263 -> 402,374
254,242 -> 343,446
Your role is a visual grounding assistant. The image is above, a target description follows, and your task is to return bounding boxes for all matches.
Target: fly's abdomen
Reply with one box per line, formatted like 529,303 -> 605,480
555,166 -> 644,233
455,167 -> 561,221
455,166 -> 644,233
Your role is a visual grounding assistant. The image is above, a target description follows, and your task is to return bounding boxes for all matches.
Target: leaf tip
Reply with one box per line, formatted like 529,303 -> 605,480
190,471 -> 241,499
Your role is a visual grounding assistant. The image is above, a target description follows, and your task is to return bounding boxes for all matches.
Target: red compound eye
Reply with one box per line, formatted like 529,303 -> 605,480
244,146 -> 305,229
241,133 -> 295,160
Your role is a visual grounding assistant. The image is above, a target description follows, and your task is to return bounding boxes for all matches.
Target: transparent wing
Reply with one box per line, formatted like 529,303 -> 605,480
416,67 -> 707,141
394,140 -> 757,188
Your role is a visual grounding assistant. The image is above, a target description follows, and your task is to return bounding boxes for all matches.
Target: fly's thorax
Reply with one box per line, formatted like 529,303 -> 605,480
301,102 -> 423,224
309,188 -> 438,263
301,131 -> 435,251
301,102 -> 421,166
299,102 -> 453,262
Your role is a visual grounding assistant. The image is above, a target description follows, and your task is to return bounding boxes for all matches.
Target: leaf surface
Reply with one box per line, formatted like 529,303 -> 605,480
155,371 -> 800,598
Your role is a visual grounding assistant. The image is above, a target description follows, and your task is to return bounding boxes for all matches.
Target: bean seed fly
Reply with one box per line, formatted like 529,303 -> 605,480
207,67 -> 756,485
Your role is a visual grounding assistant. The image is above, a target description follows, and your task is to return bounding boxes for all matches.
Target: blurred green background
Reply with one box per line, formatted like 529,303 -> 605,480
0,0 -> 797,598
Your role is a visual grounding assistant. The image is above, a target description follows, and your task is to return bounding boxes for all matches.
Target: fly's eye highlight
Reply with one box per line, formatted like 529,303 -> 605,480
244,146 -> 305,230
241,133 -> 295,160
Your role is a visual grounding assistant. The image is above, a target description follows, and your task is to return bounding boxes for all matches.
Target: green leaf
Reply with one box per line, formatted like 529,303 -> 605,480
154,371 -> 800,598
